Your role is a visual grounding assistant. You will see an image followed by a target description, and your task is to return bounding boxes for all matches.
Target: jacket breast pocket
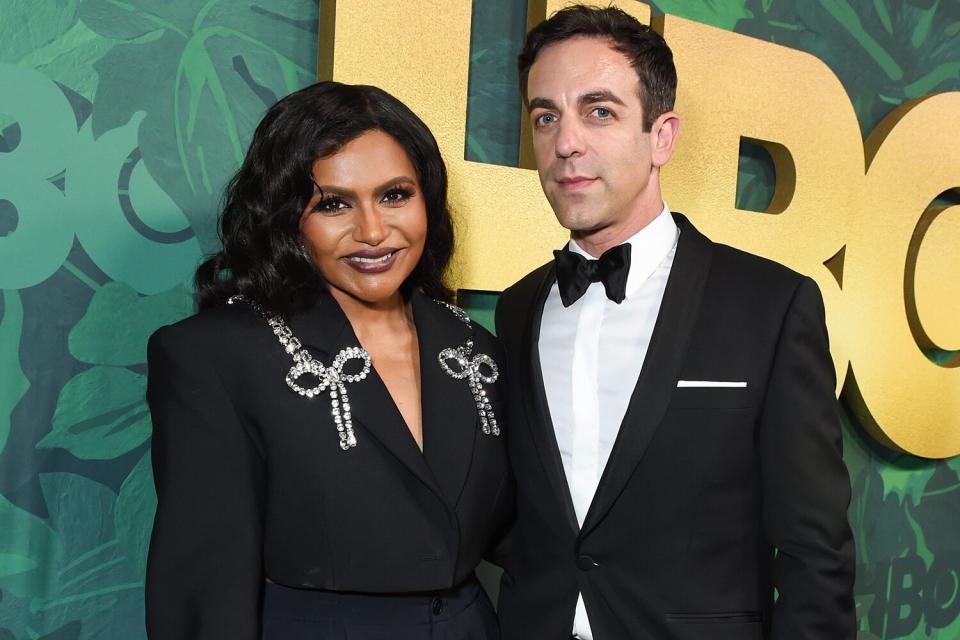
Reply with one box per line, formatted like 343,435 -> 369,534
668,386 -> 752,410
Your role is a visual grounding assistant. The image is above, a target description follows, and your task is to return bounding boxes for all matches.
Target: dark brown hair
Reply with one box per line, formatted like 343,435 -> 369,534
195,81 -> 454,313
518,4 -> 677,131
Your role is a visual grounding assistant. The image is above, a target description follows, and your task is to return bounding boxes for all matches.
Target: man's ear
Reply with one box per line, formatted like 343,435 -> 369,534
650,111 -> 680,168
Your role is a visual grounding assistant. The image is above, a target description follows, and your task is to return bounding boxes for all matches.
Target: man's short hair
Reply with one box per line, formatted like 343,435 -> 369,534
518,4 -> 677,131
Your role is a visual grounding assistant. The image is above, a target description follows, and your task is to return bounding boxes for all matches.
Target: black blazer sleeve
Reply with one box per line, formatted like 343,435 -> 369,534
759,277 -> 856,638
480,305 -> 515,569
145,324 -> 266,639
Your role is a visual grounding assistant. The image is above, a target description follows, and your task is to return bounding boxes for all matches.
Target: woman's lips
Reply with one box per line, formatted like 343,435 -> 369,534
342,249 -> 400,273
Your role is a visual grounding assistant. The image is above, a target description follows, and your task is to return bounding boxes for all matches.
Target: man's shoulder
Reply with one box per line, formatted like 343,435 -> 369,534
710,241 -> 806,288
678,213 -> 809,294
677,214 -> 819,316
494,260 -> 553,340
499,260 -> 554,308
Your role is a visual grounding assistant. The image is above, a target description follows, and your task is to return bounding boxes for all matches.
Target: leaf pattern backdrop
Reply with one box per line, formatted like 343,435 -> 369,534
0,0 -> 957,638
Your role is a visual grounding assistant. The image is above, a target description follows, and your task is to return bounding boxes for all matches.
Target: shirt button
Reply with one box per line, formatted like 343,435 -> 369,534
432,597 -> 444,615
577,554 -> 598,571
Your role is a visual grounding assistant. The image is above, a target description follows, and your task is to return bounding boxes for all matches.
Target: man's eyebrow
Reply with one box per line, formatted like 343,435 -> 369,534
528,97 -> 557,111
579,90 -> 626,107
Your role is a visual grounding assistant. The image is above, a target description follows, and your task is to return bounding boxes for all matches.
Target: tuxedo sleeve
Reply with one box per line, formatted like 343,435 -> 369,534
145,325 -> 266,639
759,277 -> 856,639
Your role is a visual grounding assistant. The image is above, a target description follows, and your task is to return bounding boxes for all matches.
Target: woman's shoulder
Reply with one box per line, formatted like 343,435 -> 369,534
148,301 -> 268,361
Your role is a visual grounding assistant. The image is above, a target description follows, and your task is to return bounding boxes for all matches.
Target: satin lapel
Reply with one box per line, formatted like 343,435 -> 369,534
290,295 -> 441,496
580,214 -> 714,537
414,293 -> 478,506
521,263 -> 580,533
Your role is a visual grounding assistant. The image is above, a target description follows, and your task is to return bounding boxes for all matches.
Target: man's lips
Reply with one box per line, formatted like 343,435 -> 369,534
556,176 -> 598,192
341,248 -> 401,273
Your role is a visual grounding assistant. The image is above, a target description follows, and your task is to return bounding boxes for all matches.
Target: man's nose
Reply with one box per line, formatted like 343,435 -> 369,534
555,118 -> 586,159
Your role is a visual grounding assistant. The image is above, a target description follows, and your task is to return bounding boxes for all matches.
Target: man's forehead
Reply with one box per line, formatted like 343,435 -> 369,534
530,38 -> 636,87
528,41 -> 641,107
533,35 -> 631,70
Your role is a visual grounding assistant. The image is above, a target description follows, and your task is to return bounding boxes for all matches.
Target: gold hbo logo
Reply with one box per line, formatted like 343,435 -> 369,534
318,1 -> 958,457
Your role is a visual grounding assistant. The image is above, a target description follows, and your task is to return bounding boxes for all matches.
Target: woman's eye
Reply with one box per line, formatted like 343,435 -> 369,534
381,188 -> 414,206
313,197 -> 348,214
535,113 -> 557,127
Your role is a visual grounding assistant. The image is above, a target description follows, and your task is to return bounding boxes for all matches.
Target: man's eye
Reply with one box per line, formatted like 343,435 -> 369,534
535,113 -> 557,127
592,107 -> 612,119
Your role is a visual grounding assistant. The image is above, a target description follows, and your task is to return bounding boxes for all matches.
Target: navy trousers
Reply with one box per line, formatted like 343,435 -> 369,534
262,576 -> 499,639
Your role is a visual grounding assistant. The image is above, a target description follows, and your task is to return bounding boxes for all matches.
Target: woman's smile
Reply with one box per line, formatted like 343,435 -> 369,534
343,248 -> 402,273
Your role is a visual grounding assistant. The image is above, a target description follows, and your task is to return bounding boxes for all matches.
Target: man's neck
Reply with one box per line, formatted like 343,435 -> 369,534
571,202 -> 666,258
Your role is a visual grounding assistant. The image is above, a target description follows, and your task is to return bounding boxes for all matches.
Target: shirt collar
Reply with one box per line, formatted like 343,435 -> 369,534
567,203 -> 678,300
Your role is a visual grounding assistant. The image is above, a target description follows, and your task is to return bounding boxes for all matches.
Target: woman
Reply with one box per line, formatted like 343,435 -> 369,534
145,81 -> 511,639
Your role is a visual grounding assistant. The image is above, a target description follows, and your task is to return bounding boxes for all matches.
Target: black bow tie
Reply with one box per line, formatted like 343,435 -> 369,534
553,243 -> 632,308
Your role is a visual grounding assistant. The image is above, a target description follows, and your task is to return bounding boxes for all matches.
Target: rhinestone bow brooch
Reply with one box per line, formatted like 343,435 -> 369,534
229,296 -> 500,451
229,295 -> 370,450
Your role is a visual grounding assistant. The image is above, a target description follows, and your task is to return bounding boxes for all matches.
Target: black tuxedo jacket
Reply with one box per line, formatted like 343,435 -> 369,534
494,214 -> 855,640
145,291 -> 511,639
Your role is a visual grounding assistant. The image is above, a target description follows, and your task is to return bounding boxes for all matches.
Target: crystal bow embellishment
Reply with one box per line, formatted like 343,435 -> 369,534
286,346 -> 371,450
438,338 -> 500,436
228,295 -> 371,451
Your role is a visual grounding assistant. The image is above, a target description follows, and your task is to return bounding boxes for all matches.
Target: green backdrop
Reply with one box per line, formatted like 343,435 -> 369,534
1,1 -> 957,638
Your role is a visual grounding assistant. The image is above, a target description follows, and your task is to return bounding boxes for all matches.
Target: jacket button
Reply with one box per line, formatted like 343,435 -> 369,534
577,554 -> 598,571
432,597 -> 444,615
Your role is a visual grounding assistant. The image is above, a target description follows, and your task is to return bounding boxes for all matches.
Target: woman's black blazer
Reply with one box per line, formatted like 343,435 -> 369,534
144,291 -> 512,638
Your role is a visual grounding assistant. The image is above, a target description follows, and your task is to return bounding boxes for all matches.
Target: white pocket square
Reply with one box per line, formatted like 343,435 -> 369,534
676,380 -> 748,388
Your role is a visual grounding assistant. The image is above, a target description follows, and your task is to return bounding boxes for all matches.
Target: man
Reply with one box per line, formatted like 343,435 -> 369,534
494,6 -> 856,639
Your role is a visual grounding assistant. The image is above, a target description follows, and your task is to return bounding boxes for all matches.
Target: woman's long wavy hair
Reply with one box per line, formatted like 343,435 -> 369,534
195,81 -> 454,313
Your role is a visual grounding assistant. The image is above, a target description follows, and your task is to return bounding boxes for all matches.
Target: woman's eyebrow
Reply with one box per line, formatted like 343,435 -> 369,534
375,176 -> 417,190
310,176 -> 417,197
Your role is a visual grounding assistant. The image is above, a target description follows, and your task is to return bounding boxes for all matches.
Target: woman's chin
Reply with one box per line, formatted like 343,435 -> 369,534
326,281 -> 407,308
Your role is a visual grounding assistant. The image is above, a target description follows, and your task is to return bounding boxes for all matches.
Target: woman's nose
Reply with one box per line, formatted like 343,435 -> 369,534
353,205 -> 389,245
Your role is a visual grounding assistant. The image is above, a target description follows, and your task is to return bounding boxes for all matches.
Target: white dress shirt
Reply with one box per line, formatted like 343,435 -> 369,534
538,205 -> 679,639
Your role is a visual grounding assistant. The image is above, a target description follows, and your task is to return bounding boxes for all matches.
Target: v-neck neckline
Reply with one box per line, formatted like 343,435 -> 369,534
335,299 -> 426,454
286,291 -> 480,505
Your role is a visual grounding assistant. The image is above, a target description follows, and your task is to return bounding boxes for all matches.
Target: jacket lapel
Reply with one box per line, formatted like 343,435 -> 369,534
289,294 -> 441,498
580,213 -> 714,538
520,262 -> 580,534
414,293 -> 479,506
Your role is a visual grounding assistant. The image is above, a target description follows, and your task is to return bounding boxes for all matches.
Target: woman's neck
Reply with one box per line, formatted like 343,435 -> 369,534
330,289 -> 415,338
